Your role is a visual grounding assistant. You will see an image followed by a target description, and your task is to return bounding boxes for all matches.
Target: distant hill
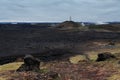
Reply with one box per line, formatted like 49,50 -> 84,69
56,21 -> 81,30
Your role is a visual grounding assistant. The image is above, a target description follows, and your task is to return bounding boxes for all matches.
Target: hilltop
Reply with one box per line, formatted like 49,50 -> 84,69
57,21 -> 80,29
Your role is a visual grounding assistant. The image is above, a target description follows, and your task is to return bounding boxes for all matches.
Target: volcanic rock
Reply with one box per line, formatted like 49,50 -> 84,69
96,52 -> 116,61
17,55 -> 40,72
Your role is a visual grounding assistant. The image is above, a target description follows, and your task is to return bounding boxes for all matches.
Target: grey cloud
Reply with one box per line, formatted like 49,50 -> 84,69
0,0 -> 120,22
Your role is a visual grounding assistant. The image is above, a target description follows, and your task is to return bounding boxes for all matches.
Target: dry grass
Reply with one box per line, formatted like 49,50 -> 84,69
108,74 -> 120,80
1,45 -> 120,79
0,77 -> 7,80
0,59 -> 120,80
0,62 -> 23,71
69,55 -> 86,64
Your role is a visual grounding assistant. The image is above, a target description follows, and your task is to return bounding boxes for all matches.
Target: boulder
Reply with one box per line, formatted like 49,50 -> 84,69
17,55 -> 40,72
96,52 -> 116,61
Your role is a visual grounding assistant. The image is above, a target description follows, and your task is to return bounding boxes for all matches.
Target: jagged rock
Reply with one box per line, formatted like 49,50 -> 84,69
96,52 -> 116,61
17,55 -> 40,72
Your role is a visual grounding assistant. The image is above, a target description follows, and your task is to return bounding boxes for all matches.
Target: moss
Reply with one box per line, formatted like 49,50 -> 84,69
0,62 -> 23,71
69,55 -> 86,64
108,74 -> 120,80
69,53 -> 99,64
39,69 -> 49,73
0,77 -> 7,80
88,54 -> 98,61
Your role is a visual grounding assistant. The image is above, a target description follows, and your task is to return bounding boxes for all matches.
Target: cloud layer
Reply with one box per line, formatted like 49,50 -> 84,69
0,0 -> 120,22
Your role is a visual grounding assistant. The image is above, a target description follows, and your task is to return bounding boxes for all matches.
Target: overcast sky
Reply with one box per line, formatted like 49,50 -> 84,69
0,0 -> 120,22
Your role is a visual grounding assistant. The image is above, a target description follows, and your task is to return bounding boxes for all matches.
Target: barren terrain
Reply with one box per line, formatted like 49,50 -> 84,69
1,24 -> 120,80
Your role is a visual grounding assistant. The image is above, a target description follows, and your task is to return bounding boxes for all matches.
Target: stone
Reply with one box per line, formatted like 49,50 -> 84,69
17,54 -> 40,72
96,52 -> 116,61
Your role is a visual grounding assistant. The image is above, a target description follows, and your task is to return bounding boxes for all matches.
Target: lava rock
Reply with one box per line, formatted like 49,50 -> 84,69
17,54 -> 40,72
96,52 -> 116,61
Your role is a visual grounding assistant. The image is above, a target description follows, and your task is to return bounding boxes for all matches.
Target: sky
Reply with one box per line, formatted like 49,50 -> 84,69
0,0 -> 120,22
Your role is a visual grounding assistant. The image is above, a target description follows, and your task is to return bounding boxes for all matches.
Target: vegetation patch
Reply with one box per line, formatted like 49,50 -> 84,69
69,55 -> 86,64
108,74 -> 120,80
0,62 -> 23,71
88,54 -> 98,61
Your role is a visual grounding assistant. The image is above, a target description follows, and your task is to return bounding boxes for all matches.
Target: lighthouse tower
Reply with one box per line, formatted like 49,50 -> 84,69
69,16 -> 72,21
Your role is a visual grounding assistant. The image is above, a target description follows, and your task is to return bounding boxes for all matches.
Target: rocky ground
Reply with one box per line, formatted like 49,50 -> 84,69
0,39 -> 120,80
1,25 -> 120,80
0,60 -> 120,80
1,39 -> 120,80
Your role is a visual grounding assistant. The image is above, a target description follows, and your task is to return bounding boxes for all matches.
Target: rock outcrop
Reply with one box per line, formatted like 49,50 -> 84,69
17,55 -> 40,72
96,52 -> 116,61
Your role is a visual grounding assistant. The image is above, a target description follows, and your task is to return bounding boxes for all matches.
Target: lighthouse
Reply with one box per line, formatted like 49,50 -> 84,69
69,16 -> 72,21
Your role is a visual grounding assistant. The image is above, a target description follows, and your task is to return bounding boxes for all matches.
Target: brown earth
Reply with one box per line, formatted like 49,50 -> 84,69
0,60 -> 119,80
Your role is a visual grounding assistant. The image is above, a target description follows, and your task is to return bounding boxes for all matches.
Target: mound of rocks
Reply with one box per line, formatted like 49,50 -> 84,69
96,52 -> 116,61
17,55 -> 40,72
